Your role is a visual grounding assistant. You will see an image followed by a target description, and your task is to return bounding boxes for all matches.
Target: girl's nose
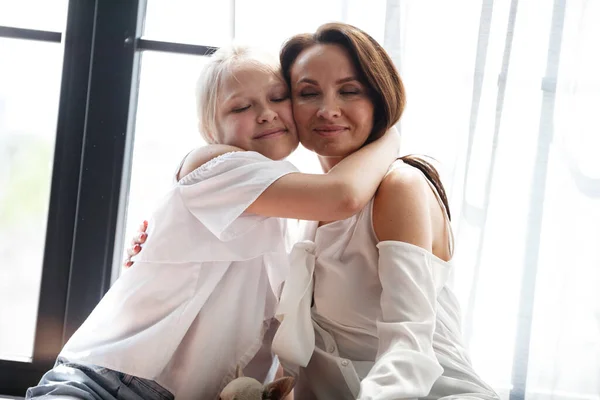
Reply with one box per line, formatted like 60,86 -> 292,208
258,107 -> 278,123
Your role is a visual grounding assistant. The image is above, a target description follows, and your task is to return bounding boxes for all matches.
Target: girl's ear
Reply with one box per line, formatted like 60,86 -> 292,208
263,376 -> 295,399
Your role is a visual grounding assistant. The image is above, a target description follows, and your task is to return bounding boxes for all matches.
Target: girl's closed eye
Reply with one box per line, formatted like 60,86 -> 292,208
271,94 -> 290,103
231,105 -> 250,113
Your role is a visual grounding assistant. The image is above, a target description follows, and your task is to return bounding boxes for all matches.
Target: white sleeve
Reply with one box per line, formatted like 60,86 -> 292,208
178,151 -> 298,241
358,241 -> 444,400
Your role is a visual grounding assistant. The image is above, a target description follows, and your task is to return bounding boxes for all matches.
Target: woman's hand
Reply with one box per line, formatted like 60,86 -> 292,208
123,220 -> 148,268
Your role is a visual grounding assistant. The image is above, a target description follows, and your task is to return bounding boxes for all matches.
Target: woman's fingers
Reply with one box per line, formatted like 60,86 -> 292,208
123,221 -> 148,268
127,244 -> 141,257
131,220 -> 149,245
123,245 -> 141,269
130,232 -> 147,245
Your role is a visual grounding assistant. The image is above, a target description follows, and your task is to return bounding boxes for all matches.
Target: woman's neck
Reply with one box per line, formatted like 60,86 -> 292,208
318,156 -> 344,172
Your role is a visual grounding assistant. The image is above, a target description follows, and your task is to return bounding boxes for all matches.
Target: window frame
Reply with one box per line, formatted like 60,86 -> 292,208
0,0 -> 143,394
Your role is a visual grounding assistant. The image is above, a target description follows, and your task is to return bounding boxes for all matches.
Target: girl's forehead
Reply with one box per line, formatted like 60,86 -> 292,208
230,62 -> 282,79
217,66 -> 286,102
222,65 -> 282,88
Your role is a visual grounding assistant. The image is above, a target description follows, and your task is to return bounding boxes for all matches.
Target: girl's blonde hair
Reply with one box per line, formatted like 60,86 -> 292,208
195,44 -> 281,143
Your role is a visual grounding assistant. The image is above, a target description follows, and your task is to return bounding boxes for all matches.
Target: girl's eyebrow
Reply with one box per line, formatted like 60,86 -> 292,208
221,92 -> 244,103
271,83 -> 288,90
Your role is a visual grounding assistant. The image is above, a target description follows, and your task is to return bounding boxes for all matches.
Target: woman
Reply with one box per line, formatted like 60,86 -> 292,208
129,23 -> 499,399
271,23 -> 499,400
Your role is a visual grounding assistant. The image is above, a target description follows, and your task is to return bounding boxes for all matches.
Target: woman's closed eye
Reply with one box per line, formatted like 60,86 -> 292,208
299,90 -> 319,98
340,85 -> 361,95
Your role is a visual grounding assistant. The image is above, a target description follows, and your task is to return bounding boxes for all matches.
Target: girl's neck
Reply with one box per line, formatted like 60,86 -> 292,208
318,156 -> 344,172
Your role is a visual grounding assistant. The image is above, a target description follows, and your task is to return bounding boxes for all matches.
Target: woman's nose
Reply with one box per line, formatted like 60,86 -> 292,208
316,97 -> 341,120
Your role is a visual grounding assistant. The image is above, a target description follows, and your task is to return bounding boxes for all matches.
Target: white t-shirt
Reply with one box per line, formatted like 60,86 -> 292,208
60,151 -> 298,400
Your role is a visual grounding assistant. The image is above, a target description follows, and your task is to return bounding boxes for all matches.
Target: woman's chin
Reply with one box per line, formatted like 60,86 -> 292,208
312,143 -> 360,159
300,134 -> 367,159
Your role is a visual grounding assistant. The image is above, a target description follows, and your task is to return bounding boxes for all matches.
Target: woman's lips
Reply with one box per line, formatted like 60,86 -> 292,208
255,128 -> 287,139
313,125 -> 349,137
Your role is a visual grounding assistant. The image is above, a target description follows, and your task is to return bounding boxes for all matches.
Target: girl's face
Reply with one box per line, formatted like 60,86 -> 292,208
214,65 -> 299,160
290,43 -> 375,160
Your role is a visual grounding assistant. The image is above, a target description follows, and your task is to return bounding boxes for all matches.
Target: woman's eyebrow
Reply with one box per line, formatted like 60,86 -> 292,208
297,77 -> 319,85
336,77 -> 359,84
296,76 -> 359,85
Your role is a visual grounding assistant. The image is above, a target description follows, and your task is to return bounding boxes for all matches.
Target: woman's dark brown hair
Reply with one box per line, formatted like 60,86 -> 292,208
280,22 -> 451,220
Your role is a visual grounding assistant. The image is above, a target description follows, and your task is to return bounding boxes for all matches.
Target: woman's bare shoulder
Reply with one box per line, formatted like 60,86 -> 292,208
373,166 -> 433,248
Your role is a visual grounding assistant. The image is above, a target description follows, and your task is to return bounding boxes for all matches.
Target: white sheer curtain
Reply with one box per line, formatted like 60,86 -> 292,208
131,1 -> 600,398
382,1 -> 600,399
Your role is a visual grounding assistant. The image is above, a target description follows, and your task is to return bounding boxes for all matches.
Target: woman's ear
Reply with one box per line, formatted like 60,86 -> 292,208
263,376 -> 295,399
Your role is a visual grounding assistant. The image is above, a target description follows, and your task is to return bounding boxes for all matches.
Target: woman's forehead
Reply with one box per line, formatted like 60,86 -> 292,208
291,44 -> 357,80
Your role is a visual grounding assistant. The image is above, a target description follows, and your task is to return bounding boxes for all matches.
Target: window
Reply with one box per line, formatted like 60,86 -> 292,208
0,1 -> 139,394
0,37 -> 64,363
0,0 -> 68,32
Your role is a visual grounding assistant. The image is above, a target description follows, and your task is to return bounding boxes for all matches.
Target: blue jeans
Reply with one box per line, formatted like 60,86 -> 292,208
26,357 -> 173,400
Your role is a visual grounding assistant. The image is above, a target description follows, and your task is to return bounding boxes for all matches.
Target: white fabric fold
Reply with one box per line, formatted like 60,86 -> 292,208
272,240 -> 317,368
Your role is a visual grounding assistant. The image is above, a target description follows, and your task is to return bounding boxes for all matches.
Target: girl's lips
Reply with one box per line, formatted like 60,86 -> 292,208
255,128 -> 287,139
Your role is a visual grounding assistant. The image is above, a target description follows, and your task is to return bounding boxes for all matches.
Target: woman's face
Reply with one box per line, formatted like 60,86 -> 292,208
290,43 -> 375,159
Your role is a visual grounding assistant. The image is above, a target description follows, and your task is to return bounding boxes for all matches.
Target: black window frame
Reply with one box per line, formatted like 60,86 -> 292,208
0,0 -> 144,394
